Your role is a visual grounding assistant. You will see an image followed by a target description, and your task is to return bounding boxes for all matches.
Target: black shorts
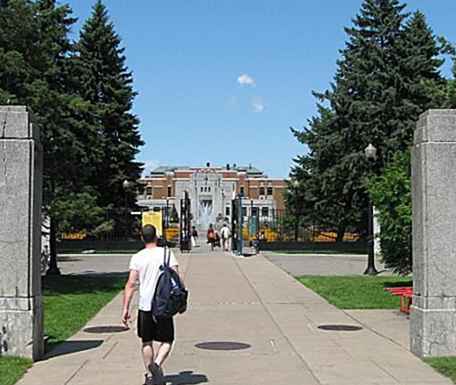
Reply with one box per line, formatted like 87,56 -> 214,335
137,310 -> 175,343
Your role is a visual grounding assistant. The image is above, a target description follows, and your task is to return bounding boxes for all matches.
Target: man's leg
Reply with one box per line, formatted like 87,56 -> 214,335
154,342 -> 173,366
142,342 -> 154,375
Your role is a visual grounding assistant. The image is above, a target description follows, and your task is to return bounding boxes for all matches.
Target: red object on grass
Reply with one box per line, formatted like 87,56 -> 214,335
385,286 -> 413,314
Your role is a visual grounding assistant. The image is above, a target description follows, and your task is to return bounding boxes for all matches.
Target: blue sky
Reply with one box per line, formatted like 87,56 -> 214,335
65,0 -> 456,178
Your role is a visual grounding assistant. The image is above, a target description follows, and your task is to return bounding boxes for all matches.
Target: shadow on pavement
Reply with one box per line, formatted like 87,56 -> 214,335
43,339 -> 104,360
164,370 -> 208,384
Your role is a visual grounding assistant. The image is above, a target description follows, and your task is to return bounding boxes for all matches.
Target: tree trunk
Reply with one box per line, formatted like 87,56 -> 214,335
336,225 -> 346,243
46,216 -> 61,275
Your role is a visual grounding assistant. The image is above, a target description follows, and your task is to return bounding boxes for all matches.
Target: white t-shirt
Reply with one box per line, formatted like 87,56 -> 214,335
129,247 -> 179,311
221,226 -> 230,239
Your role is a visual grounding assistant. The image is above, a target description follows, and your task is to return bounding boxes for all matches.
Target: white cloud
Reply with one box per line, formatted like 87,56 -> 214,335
252,97 -> 265,113
142,159 -> 161,176
237,73 -> 256,86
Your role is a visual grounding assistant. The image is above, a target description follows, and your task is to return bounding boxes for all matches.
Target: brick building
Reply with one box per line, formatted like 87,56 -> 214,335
137,163 -> 287,230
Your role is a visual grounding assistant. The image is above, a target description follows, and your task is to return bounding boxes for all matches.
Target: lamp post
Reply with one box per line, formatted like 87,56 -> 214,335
364,144 -> 379,276
123,179 -> 131,236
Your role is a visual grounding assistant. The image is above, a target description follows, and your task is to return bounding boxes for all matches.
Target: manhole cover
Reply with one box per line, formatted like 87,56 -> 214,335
318,324 -> 362,332
84,326 -> 128,334
195,342 -> 251,351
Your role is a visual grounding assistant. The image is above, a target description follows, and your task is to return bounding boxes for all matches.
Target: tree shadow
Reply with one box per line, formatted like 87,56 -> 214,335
383,280 -> 412,288
42,272 -> 128,295
164,371 -> 208,385
42,339 -> 103,360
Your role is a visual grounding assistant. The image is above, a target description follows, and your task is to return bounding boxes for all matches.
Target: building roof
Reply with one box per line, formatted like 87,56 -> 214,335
149,164 -> 265,177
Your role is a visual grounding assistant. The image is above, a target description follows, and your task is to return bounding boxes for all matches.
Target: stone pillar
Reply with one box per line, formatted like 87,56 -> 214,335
411,109 -> 456,357
0,106 -> 44,360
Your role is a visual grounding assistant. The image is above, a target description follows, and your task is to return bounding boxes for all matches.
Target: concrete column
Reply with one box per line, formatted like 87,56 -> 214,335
0,106 -> 44,360
411,109 -> 456,357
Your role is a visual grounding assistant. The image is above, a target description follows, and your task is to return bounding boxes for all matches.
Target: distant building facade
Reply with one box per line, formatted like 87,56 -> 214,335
137,163 -> 287,229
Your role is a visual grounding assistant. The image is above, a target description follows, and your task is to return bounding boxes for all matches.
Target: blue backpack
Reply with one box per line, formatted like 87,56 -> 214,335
151,248 -> 188,319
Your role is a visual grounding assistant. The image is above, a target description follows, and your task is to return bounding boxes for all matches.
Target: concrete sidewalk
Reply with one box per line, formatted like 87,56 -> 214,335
18,248 -> 451,385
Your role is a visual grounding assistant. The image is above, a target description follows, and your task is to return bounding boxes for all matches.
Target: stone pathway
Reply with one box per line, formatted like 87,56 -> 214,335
17,248 -> 451,385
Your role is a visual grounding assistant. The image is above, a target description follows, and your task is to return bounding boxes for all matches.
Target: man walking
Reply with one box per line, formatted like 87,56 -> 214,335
220,223 -> 231,251
122,225 -> 179,385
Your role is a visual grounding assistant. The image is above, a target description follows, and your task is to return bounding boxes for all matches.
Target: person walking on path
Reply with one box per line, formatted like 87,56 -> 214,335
220,223 -> 231,251
191,226 -> 198,247
207,224 -> 216,251
122,225 -> 179,385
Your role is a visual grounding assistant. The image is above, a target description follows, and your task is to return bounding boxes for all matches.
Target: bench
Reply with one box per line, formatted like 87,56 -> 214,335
385,287 -> 413,314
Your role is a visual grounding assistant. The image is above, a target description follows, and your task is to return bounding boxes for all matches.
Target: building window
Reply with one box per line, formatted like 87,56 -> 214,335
240,186 -> 245,196
252,207 -> 258,217
226,206 -> 230,216
146,187 -> 152,196
267,187 -> 273,196
261,207 -> 269,217
167,186 -> 172,197
208,187 -> 211,192
242,207 -> 247,217
259,187 -> 265,196
201,187 -> 204,193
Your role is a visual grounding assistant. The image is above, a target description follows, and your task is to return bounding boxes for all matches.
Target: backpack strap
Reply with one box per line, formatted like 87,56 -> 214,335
163,245 -> 171,267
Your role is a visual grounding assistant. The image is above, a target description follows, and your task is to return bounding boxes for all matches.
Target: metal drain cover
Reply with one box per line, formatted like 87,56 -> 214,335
195,341 -> 251,351
84,326 -> 128,334
318,324 -> 362,332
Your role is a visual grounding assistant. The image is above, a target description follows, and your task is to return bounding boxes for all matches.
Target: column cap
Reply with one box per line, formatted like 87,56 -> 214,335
415,109 -> 456,145
0,105 -> 37,139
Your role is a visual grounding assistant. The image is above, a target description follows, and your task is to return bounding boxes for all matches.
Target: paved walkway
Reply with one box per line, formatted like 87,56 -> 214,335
264,251 -> 388,276
18,248 -> 451,385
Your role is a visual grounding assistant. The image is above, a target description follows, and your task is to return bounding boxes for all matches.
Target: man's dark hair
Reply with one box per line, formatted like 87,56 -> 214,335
142,225 -> 157,244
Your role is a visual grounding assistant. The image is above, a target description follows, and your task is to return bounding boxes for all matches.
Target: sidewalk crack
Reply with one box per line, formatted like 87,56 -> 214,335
64,359 -> 90,385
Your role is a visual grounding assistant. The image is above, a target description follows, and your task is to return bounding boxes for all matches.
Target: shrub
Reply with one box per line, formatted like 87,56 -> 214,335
368,152 -> 412,274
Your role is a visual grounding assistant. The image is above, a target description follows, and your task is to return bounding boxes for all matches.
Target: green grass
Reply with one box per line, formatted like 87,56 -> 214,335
298,275 -> 412,309
42,274 -> 127,347
424,357 -> 456,384
0,273 -> 127,385
0,357 -> 33,385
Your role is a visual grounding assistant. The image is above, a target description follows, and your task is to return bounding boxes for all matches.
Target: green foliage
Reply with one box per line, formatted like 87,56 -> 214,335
369,152 -> 412,274
298,275 -> 412,309
50,191 -> 105,234
0,1 -> 144,262
76,1 -> 144,212
290,2 -> 446,244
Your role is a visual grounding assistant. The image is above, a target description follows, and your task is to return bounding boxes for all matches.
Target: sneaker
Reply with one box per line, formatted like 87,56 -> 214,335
148,363 -> 164,385
144,374 -> 154,385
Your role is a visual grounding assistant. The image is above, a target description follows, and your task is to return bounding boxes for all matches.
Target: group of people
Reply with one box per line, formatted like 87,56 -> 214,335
206,223 -> 231,251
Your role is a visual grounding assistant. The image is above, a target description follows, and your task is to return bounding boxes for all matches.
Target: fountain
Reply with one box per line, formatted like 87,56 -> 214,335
199,200 -> 213,229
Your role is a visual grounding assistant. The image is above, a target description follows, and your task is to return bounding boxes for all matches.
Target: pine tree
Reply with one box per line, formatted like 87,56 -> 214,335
76,1 -> 143,215
0,0 -> 105,273
290,1 -> 445,241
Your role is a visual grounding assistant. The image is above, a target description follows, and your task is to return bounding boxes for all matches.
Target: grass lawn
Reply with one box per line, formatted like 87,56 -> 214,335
425,358 -> 456,384
297,275 -> 412,309
0,357 -> 33,385
0,273 -> 127,385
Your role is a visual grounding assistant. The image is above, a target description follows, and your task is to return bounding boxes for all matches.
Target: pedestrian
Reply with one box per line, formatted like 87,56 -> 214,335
122,225 -> 180,385
207,224 -> 216,251
220,223 -> 231,251
191,226 -> 198,247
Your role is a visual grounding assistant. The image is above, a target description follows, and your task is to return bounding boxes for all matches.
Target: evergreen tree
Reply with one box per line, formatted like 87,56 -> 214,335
290,1 -> 445,242
76,1 -> 143,215
0,0 -> 105,273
